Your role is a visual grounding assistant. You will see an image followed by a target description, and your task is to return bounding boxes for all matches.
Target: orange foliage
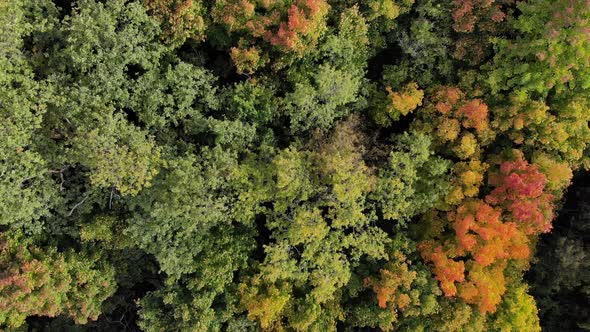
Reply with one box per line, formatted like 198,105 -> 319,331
456,99 -> 489,133
421,151 -> 559,313
364,252 -> 417,309
419,242 -> 465,297
214,0 -> 329,54
451,200 -> 530,266
420,199 -> 531,313
458,262 -> 507,313
267,0 -> 328,50
413,86 -> 495,160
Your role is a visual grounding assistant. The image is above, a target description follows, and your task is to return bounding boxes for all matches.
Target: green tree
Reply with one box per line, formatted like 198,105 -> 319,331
0,0 -> 57,233
373,132 -> 450,222
488,0 -> 590,99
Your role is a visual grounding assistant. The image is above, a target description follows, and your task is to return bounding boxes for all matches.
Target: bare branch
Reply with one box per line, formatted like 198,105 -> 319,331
67,194 -> 89,217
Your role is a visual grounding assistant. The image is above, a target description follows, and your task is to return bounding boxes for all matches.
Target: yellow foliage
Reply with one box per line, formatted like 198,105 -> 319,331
453,133 -> 478,159
287,207 -> 329,244
458,261 -> 507,314
437,118 -> 461,142
532,153 -> 572,193
239,277 -> 291,329
445,160 -> 488,206
386,82 -> 424,117
230,45 -> 266,74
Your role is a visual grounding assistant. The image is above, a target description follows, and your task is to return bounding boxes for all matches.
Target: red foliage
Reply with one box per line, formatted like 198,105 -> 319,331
451,0 -> 517,64
452,0 -> 507,33
486,156 -> 554,234
456,99 -> 489,133
266,0 -> 328,51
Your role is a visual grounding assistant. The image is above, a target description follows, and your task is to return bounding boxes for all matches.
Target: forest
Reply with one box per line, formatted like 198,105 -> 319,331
1,0 -> 589,331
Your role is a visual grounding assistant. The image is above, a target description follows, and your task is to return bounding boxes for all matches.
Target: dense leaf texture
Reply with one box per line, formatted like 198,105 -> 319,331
1,0 -> 587,330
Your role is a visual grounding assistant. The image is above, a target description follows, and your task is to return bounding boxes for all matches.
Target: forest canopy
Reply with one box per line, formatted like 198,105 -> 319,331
1,0 -> 589,331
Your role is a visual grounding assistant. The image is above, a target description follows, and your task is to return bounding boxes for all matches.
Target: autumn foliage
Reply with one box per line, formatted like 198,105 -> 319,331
213,0 -> 329,54
364,254 -> 416,309
413,86 -> 494,160
451,0 -> 515,64
486,154 -> 555,234
420,152 -> 558,313
419,242 -> 465,297
143,0 -> 207,45
3,0 -> 587,330
0,233 -> 115,328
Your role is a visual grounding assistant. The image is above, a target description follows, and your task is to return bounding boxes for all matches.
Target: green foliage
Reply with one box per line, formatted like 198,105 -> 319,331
225,78 -> 278,125
488,0 -> 590,98
3,0 -> 588,330
492,95 -> 590,168
384,0 -> 454,87
0,0 -> 57,232
234,118 -> 390,329
285,64 -> 362,132
127,147 -> 253,279
491,283 -> 541,332
72,114 -> 162,196
129,61 -> 220,134
128,148 -> 255,330
284,7 -> 370,133
373,132 -> 450,222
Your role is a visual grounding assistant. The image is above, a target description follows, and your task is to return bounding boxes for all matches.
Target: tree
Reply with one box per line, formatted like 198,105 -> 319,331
420,151 -> 557,314
283,7 -> 370,133
0,232 -> 116,329
451,0 -> 516,65
236,118 -> 390,330
372,132 -> 450,223
384,0 -> 455,87
143,0 -> 207,46
285,64 -> 362,132
491,283 -> 541,332
412,86 -> 495,160
128,148 -> 255,330
0,0 -> 58,233
212,0 -> 330,71
488,0 -> 590,99
491,95 -> 590,168
372,82 -> 424,126
486,153 -> 555,235
72,114 -> 162,196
